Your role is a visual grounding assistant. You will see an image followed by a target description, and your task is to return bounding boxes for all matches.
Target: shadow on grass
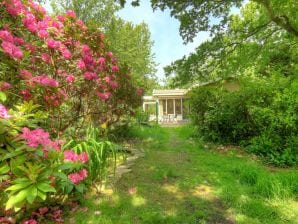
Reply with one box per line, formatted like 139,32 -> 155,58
65,125 -> 298,224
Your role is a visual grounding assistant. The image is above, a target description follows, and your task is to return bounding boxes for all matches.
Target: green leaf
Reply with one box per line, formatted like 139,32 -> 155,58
37,183 -> 56,193
1,150 -> 24,161
37,190 -> 46,200
75,183 -> 85,193
5,188 -> 29,210
58,162 -> 79,170
5,182 -> 32,192
0,92 -> 6,102
0,164 -> 10,174
26,186 -> 37,204
0,175 -> 10,181
53,171 -> 68,181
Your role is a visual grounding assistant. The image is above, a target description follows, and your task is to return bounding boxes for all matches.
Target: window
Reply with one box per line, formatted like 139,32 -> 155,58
175,99 -> 182,114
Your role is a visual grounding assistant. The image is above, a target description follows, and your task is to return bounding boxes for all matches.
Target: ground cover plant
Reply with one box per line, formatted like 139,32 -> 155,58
63,125 -> 298,224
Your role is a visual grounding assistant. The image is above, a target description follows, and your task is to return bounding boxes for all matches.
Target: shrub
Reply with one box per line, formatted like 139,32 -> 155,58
0,0 -> 143,221
189,76 -> 298,166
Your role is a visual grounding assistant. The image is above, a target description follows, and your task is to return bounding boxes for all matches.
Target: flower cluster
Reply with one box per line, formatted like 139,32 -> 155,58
68,168 -> 88,184
0,82 -> 12,91
20,127 -> 61,151
0,29 -> 23,60
0,104 -> 10,119
63,150 -> 89,163
31,75 -> 59,88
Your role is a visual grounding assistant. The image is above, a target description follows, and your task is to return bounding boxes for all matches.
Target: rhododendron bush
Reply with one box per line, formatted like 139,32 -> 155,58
0,0 -> 142,134
0,0 -> 142,221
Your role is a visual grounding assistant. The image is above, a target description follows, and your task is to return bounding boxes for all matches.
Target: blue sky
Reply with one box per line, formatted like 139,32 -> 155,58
116,1 -> 210,82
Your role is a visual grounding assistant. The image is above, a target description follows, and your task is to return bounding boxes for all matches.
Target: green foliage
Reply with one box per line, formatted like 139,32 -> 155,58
189,77 -> 298,166
0,102 -> 85,214
5,163 -> 56,211
63,127 -> 119,192
164,1 -> 298,87
64,127 -> 298,224
105,17 -> 158,92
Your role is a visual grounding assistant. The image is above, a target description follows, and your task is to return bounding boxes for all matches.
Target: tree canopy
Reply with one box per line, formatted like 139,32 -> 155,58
118,0 -> 298,42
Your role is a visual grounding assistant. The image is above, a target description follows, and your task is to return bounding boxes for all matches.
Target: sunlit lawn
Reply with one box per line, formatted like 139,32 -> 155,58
64,125 -> 298,224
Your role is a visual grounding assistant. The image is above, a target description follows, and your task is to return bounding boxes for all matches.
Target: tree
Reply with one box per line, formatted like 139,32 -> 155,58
52,0 -> 158,93
105,17 -> 157,92
159,1 -> 298,86
117,0 -> 298,42
51,0 -> 121,28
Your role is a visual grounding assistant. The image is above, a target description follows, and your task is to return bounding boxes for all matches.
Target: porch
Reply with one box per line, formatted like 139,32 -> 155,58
143,89 -> 190,124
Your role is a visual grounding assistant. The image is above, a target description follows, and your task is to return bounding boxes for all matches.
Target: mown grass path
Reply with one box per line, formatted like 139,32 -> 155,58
67,126 -> 298,224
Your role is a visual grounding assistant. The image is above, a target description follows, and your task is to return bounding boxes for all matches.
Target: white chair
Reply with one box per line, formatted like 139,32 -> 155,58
176,114 -> 183,121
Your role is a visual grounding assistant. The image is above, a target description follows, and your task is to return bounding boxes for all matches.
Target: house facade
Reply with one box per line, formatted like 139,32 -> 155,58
143,89 -> 190,123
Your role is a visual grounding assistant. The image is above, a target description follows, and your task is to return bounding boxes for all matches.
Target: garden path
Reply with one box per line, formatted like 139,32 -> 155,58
65,126 -> 297,224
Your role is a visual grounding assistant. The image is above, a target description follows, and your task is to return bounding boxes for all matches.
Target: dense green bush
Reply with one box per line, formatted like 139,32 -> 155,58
189,77 -> 298,166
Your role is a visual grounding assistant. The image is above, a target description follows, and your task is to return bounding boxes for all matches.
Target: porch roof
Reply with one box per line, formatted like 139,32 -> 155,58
152,89 -> 188,97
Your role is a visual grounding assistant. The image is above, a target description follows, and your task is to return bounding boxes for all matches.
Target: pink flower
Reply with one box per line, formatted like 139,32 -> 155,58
1,41 -> 23,59
41,53 -> 51,64
22,13 -> 37,33
38,30 -> 49,38
20,128 -> 60,151
79,152 -> 89,163
31,75 -> 59,87
66,75 -> 75,83
137,88 -> 144,96
64,150 -> 78,161
77,60 -> 86,69
37,21 -> 48,30
97,92 -> 112,101
5,0 -> 24,16
57,15 -> 65,23
28,0 -> 46,15
0,104 -> 10,119
0,30 -> 14,42
81,45 -> 91,55
98,57 -> 105,65
47,39 -> 61,49
68,169 -> 88,184
0,82 -> 12,91
76,19 -> 85,27
66,10 -> 76,18
104,75 -> 113,83
64,150 -> 88,163
25,43 -> 36,53
110,81 -> 119,89
38,207 -> 49,215
20,127 -> 50,148
83,72 -> 98,80
13,37 -> 25,45
20,89 -> 32,101
20,70 -> 33,79
23,219 -> 38,224
111,65 -> 119,72
107,52 -> 113,57
52,21 -> 63,30
82,55 -> 94,66
59,47 -> 72,59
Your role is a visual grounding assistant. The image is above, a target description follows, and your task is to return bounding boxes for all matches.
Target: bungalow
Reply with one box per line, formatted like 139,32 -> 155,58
143,77 -> 240,123
143,89 -> 190,123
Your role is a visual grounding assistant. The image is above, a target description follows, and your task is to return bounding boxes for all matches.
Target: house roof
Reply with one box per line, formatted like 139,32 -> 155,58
143,96 -> 154,101
152,89 -> 188,97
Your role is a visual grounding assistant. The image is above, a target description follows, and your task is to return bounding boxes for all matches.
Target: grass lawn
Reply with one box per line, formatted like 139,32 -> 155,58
65,125 -> 298,224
